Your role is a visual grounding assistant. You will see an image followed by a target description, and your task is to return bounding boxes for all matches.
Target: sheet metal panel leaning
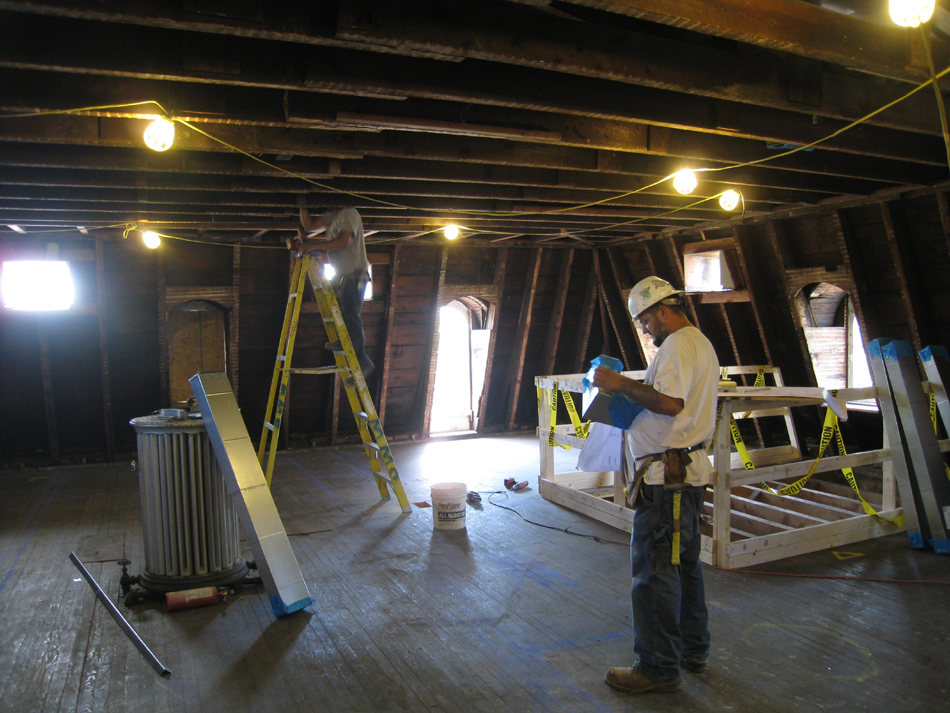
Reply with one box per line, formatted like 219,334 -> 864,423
592,276 -> 719,694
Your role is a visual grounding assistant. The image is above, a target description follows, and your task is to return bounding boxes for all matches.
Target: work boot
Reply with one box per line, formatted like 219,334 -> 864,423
604,661 -> 680,694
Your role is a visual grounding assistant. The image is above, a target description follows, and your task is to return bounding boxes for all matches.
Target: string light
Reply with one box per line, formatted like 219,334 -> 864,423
444,224 -> 460,240
672,169 -> 698,195
889,0 -> 935,27
142,231 -> 161,249
143,118 -> 175,151
719,190 -> 741,211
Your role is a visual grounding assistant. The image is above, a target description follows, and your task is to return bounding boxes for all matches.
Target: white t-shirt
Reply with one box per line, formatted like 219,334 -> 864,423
322,208 -> 369,280
624,325 -> 719,486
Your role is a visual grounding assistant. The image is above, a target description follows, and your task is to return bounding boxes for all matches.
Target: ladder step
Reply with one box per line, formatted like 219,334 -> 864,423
287,366 -> 348,375
277,355 -> 286,362
363,441 -> 381,452
263,422 -> 275,431
354,411 -> 369,421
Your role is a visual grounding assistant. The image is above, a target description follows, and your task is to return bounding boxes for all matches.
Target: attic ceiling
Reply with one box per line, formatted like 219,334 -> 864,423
0,0 -> 948,248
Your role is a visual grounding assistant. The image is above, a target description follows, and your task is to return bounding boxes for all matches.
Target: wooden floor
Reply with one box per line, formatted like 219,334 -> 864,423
1,434 -> 948,713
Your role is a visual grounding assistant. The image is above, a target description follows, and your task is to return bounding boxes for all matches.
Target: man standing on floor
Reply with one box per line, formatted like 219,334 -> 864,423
592,276 -> 719,694
294,205 -> 375,379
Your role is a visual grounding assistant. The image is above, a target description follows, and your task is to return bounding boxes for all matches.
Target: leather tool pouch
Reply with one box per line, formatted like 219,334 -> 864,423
661,448 -> 692,491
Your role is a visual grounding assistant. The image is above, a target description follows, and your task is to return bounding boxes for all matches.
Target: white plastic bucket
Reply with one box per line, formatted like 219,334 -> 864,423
430,482 -> 467,530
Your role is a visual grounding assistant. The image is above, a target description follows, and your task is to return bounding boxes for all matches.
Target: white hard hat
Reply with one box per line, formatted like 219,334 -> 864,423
627,276 -> 683,320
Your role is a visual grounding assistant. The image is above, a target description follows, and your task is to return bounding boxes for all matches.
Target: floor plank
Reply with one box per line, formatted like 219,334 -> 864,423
0,435 -> 947,712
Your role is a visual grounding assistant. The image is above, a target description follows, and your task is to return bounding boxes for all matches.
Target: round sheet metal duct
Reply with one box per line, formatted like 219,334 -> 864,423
131,415 -> 248,592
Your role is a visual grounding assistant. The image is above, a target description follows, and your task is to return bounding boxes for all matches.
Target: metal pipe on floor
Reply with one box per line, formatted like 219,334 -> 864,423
68,552 -> 172,679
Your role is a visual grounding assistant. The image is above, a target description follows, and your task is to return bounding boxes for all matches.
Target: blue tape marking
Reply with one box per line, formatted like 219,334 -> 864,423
270,594 -> 314,617
920,345 -> 950,362
908,531 -> 925,549
867,339 -> 888,359
930,539 -> 950,555
882,340 -> 914,361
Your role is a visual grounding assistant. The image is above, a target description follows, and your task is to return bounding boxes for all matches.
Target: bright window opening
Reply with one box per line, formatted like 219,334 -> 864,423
683,250 -> 735,292
2,261 -> 75,311
364,265 -> 373,301
799,283 -> 875,411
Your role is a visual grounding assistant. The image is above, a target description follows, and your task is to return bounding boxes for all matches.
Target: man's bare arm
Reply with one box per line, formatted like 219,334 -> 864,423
591,366 -> 684,417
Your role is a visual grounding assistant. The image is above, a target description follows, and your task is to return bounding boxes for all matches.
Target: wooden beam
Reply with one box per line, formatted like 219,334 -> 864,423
506,248 -> 542,431
477,248 -> 508,432
37,320 -> 59,464
552,0 -> 940,82
828,210 -> 870,347
572,260 -> 598,373
764,221 -> 818,386
879,201 -> 922,352
378,244 -> 401,426
541,248 -> 575,377
937,190 -> 950,260
731,227 -> 773,365
157,249 -> 168,408
421,246 -> 450,438
229,245 -> 240,398
95,239 -> 115,461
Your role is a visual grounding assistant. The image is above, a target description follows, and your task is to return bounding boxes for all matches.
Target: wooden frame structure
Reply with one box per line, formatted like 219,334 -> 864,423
537,366 -> 908,569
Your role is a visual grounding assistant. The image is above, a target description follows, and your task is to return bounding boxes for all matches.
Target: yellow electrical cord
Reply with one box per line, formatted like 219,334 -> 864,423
2,55 -> 949,234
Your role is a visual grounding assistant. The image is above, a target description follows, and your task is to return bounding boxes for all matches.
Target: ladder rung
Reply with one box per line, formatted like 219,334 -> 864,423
354,411 -> 369,421
263,422 -> 275,431
277,355 -> 286,361
363,441 -> 381,451
375,472 -> 392,484
287,366 -> 347,375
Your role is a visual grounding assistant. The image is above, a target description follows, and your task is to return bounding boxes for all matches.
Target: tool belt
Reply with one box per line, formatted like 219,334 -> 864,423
625,442 -> 705,508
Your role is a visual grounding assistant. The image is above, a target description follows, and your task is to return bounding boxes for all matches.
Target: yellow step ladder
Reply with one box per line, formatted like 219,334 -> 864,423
257,254 -> 411,513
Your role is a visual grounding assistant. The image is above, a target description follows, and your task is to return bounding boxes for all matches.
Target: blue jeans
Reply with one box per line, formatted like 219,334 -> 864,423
335,273 -> 373,375
631,484 -> 710,682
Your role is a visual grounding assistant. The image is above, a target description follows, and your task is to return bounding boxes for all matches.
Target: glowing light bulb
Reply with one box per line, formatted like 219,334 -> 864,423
719,190 -> 741,211
889,0 -> 934,27
672,169 -> 698,195
323,263 -> 336,280
144,118 -> 175,152
444,224 -> 460,240
142,231 -> 161,249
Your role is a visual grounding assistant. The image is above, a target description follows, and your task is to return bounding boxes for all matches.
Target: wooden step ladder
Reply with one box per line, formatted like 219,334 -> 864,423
257,253 -> 411,513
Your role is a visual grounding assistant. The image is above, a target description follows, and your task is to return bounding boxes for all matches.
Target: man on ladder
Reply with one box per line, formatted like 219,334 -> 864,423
294,205 -> 375,379
260,204 -> 409,512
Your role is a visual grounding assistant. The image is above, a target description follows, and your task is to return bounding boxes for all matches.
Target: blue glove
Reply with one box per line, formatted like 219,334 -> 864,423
608,393 -> 645,430
582,354 -> 624,391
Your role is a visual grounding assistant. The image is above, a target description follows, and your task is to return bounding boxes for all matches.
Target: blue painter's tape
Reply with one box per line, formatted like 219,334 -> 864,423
866,339 -> 889,359
882,340 -> 914,362
930,539 -> 950,555
920,345 -> 950,363
908,531 -> 925,549
270,595 -> 314,618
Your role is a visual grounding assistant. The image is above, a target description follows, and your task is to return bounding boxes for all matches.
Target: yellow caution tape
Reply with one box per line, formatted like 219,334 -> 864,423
560,390 -> 589,440
928,392 -> 950,482
833,416 -> 905,527
671,491 -> 682,566
545,384 -> 591,450
729,389 -> 903,525
742,366 -> 766,419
